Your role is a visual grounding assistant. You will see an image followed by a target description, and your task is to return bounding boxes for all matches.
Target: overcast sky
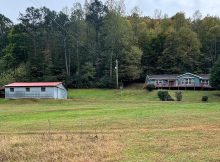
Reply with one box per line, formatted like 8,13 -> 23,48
1,0 -> 220,23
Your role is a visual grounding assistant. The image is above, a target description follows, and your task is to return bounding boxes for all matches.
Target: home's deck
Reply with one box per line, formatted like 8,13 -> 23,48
154,84 -> 212,89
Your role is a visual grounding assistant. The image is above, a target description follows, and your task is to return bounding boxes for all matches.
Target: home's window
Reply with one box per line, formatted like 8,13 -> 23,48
10,88 -> 14,92
188,79 -> 192,84
182,80 -> 184,84
26,87 -> 30,92
156,80 -> 162,84
201,80 -> 209,85
41,87 -> 46,92
184,78 -> 193,84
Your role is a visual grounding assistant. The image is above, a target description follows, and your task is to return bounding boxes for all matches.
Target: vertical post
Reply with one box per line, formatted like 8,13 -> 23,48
64,37 -> 69,76
68,49 -> 71,76
116,59 -> 119,89
110,52 -> 113,79
76,40 -> 79,75
168,80 -> 170,90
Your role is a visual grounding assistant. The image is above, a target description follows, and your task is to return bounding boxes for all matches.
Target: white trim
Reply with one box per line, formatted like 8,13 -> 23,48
177,73 -> 202,79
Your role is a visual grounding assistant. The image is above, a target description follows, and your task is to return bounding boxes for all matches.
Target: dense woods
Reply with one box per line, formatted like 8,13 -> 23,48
0,0 -> 220,88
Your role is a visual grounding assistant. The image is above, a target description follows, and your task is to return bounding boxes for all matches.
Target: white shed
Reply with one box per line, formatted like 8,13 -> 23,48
5,82 -> 67,99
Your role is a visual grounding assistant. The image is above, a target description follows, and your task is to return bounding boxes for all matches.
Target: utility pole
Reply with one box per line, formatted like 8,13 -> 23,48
115,59 -> 119,89
64,37 -> 69,76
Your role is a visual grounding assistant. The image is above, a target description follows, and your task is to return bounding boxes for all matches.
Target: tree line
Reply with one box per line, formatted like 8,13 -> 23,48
0,0 -> 220,88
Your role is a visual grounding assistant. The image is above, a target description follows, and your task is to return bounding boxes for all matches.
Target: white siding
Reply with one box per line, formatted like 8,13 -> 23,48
57,84 -> 67,99
58,88 -> 67,99
5,85 -> 67,99
52,87 -> 58,99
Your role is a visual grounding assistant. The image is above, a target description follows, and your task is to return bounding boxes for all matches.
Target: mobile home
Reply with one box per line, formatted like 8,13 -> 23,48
5,82 -> 67,99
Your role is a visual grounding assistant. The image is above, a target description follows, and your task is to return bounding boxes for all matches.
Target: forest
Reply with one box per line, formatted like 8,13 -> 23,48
0,0 -> 220,88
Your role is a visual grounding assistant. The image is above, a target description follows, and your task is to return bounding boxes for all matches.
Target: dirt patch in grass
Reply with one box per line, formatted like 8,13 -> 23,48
123,128 -> 220,162
166,125 -> 220,131
140,124 -> 220,132
0,134 -> 123,162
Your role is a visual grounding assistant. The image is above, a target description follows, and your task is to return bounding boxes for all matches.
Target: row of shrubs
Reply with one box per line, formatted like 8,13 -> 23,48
157,91 -> 182,101
157,91 -> 208,102
146,84 -> 208,102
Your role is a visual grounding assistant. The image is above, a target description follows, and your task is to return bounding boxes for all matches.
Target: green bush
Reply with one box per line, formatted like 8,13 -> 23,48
158,91 -> 167,101
146,84 -> 155,91
202,96 -> 208,102
175,91 -> 183,101
158,91 -> 174,101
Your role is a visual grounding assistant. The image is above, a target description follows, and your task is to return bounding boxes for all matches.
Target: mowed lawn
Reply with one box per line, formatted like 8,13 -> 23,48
0,89 -> 220,161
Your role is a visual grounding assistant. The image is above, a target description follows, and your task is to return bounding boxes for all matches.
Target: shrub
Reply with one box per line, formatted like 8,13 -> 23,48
158,91 -> 174,101
146,84 -> 155,91
202,96 -> 208,102
175,91 -> 183,101
158,91 -> 168,101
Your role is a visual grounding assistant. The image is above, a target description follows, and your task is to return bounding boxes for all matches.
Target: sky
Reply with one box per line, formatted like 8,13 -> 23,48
1,0 -> 220,23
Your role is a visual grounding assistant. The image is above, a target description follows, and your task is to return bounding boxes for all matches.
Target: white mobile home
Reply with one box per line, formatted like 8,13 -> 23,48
5,82 -> 67,99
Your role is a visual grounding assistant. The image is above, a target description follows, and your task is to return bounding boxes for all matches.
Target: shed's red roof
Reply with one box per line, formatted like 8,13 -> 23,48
5,82 -> 62,87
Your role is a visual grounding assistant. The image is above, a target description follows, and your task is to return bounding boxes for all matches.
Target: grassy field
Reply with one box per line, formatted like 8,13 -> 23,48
0,89 -> 220,161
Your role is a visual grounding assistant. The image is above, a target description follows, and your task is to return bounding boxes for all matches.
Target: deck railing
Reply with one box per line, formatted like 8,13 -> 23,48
154,83 -> 211,88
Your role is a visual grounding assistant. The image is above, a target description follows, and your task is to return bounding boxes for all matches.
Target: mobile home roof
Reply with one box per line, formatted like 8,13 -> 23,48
5,82 -> 63,87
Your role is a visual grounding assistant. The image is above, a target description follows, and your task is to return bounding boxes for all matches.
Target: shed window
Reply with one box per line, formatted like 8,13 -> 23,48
41,87 -> 46,92
10,88 -> 14,92
26,87 -> 30,92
